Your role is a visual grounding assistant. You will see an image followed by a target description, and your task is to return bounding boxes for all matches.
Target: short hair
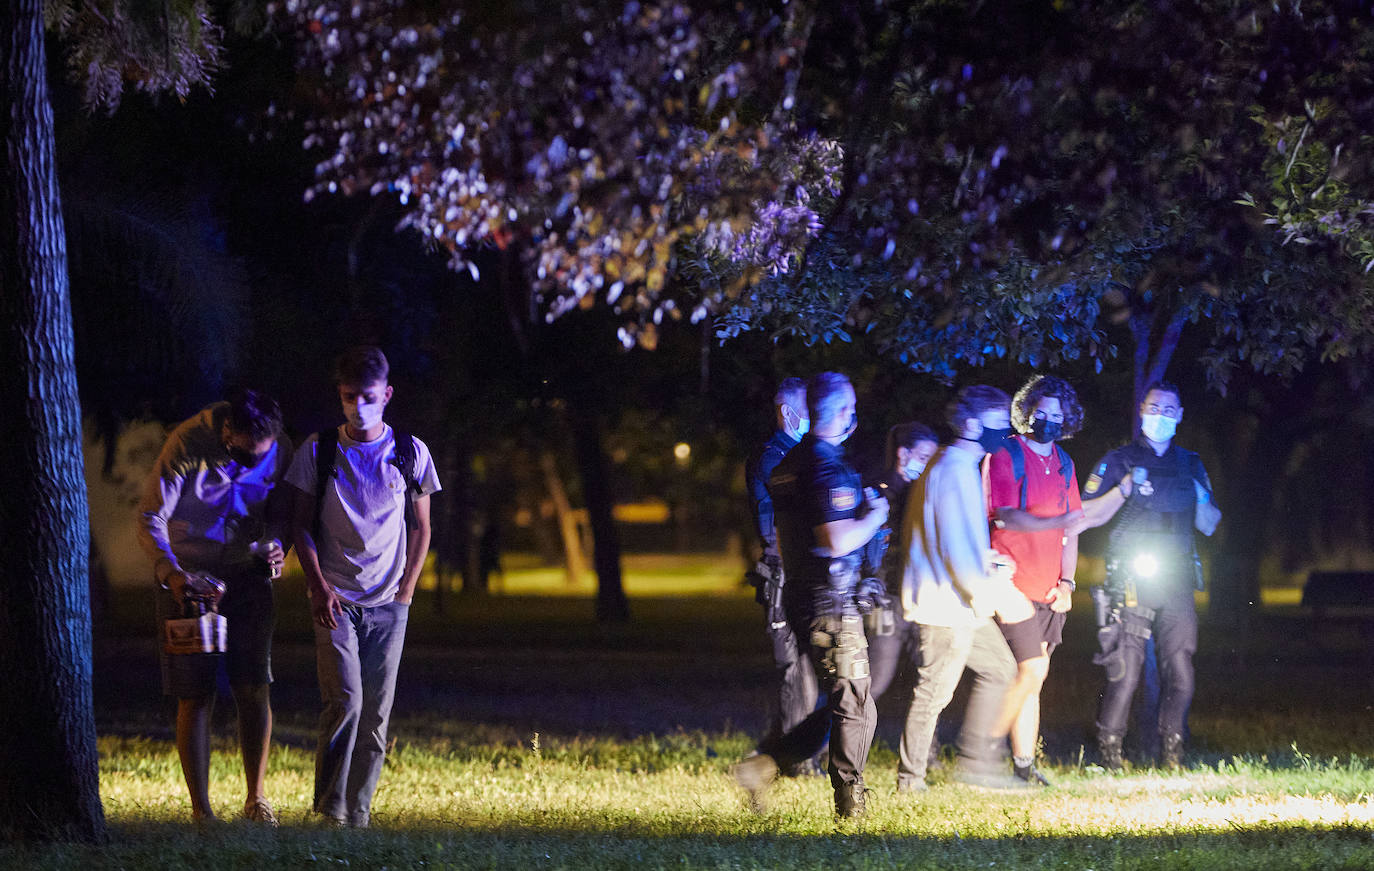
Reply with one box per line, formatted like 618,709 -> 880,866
946,384 -> 1010,433
334,345 -> 389,386
1141,380 -> 1182,404
773,377 -> 807,411
807,372 -> 852,428
225,387 -> 282,442
885,421 -> 939,471
1011,375 -> 1084,439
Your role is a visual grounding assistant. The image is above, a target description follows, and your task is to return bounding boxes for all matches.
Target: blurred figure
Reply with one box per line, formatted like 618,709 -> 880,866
743,377 -> 819,775
138,388 -> 290,825
900,385 -> 1032,790
986,375 -> 1088,786
733,372 -> 889,818
865,422 -> 942,791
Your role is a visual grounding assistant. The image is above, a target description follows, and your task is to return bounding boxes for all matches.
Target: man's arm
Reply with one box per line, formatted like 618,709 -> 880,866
1079,474 -> 1133,530
813,490 -> 888,557
1194,480 -> 1221,536
395,494 -> 432,605
995,506 -> 1086,533
291,482 -> 343,630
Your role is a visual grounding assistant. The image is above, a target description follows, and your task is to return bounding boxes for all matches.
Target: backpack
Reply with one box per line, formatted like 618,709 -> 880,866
312,427 -> 422,541
1003,438 -> 1074,510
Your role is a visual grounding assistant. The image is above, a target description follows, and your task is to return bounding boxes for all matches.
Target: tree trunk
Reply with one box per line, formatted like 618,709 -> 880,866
571,408 -> 630,623
540,451 -> 587,585
0,0 -> 107,842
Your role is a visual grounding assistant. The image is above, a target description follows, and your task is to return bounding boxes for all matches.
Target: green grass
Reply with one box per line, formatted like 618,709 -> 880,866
10,735 -> 1374,869
17,555 -> 1374,868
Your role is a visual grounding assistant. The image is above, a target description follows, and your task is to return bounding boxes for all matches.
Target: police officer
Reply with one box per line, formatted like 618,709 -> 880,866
743,377 -> 818,773
1080,381 -> 1221,770
732,372 -> 889,818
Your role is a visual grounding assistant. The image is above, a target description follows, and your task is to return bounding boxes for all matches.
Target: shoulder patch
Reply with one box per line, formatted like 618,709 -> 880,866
1095,462 -> 1107,476
1084,474 -> 1102,495
830,486 -> 858,512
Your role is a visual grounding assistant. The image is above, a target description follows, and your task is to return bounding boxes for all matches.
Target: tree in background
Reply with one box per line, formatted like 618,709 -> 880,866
0,0 -> 239,842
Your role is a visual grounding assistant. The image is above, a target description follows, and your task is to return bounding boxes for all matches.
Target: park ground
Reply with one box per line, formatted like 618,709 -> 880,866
7,554 -> 1374,869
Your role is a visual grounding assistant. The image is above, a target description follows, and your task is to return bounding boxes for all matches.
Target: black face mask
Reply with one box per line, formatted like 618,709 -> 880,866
1029,419 -> 1063,444
977,426 -> 1012,453
225,444 -> 264,468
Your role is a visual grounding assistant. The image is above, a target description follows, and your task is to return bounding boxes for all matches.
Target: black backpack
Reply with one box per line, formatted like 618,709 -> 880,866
1001,438 -> 1074,510
312,427 -> 422,541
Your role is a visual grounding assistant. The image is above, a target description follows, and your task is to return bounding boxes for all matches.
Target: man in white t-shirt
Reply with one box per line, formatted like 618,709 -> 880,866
287,346 -> 440,827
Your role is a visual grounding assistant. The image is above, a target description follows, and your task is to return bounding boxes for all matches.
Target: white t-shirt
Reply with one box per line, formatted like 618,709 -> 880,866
286,424 -> 441,606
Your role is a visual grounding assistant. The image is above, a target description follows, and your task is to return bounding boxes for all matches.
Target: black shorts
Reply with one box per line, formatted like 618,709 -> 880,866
998,601 -> 1067,663
157,575 -> 275,698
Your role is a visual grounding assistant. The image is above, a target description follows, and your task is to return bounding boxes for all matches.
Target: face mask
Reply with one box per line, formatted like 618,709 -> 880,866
344,399 -> 385,432
903,460 -> 927,481
1140,413 -> 1177,443
839,411 -> 858,442
1029,419 -> 1063,444
785,408 -> 809,441
977,426 -> 1011,453
225,444 -> 264,468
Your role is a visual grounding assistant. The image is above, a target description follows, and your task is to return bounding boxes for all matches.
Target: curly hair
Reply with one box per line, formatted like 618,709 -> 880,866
1011,375 -> 1084,439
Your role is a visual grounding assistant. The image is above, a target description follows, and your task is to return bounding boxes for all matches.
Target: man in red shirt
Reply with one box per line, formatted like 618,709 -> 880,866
986,375 -> 1089,786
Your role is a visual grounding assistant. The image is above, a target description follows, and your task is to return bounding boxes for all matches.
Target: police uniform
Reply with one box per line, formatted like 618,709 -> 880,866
761,434 -> 877,794
1083,435 -> 1214,749
744,429 -> 818,744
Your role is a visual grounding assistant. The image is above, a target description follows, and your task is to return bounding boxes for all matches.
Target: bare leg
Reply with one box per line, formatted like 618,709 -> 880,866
1008,648 -> 1051,759
231,683 -> 272,808
998,647 -> 1050,747
176,695 -> 216,820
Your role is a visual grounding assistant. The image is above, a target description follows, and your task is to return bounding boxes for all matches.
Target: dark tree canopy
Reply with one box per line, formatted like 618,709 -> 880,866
288,0 -> 1374,388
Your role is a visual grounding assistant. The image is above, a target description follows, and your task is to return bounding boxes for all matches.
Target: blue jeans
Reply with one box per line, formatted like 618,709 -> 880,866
313,600 -> 409,826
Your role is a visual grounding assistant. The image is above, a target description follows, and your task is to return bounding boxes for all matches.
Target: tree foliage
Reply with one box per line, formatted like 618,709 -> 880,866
286,0 -> 1374,387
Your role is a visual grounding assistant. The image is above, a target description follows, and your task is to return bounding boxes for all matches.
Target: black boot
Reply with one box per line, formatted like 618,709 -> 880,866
835,781 -> 868,818
1160,732 -> 1185,770
1097,733 -> 1124,772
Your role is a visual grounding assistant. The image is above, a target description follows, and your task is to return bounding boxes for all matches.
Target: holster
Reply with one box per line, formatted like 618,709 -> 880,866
810,614 -> 869,681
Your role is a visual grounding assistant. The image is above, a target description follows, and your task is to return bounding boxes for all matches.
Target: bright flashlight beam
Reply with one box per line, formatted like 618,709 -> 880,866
1132,553 -> 1158,578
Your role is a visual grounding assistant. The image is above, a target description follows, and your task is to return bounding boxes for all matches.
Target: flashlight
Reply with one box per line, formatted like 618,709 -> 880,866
1131,552 -> 1159,579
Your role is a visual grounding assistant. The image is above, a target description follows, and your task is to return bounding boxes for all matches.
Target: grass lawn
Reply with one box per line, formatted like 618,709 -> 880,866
9,555 -> 1374,869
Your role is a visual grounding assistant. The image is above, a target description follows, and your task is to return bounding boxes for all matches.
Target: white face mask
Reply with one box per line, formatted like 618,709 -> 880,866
1140,413 -> 1177,443
344,399 -> 385,432
903,460 -> 927,481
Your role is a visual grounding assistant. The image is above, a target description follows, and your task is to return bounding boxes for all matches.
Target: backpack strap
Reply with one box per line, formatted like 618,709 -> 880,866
1005,441 -> 1029,510
312,427 -> 340,543
389,429 -> 421,534
1008,440 -> 1073,511
1053,443 -> 1074,491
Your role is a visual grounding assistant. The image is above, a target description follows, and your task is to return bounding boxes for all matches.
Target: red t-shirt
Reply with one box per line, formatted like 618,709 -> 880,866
986,436 -> 1081,602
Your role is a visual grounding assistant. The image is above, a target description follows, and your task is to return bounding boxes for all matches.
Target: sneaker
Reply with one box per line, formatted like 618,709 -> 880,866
952,764 -> 1036,790
835,782 -> 868,818
1160,732 -> 1185,770
244,798 -> 279,828
1097,734 -> 1125,772
731,753 -> 778,813
1013,762 -> 1052,787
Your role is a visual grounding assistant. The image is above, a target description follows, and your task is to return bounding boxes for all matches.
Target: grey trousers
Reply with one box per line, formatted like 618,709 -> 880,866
313,600 -> 410,826
901,619 -> 1016,785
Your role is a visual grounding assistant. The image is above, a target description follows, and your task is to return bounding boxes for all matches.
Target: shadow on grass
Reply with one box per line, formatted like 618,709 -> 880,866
7,818 -> 1374,870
